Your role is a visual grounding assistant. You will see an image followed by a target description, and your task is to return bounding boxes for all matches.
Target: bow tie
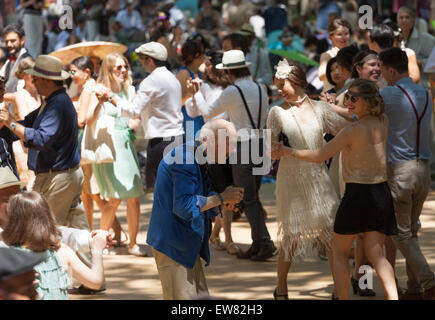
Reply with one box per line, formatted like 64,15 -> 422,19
7,56 -> 16,62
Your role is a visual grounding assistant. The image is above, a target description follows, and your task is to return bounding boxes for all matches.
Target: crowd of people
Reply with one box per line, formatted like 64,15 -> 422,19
0,0 -> 435,301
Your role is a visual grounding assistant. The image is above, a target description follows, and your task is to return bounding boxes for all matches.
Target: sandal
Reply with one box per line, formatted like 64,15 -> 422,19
210,237 -> 226,251
273,287 -> 289,300
112,229 -> 129,247
226,242 -> 241,255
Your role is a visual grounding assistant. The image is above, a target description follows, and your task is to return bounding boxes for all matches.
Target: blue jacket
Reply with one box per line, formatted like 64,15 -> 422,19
146,142 -> 217,269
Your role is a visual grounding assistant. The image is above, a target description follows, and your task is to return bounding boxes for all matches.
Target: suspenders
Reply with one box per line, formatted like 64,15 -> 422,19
396,85 -> 429,159
233,82 -> 263,130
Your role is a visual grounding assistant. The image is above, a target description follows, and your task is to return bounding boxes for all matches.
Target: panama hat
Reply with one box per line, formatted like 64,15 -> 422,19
0,167 -> 26,189
216,50 -> 251,70
24,55 -> 70,80
237,23 -> 255,37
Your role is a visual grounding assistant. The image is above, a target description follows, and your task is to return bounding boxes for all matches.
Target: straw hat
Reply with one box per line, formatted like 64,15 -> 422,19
0,167 -> 26,189
216,50 -> 251,70
237,23 -> 255,37
24,55 -> 70,80
49,41 -> 128,65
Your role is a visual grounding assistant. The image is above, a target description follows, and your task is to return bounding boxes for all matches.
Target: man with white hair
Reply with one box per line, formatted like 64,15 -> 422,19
96,41 -> 184,191
146,119 -> 244,299
187,49 -> 276,262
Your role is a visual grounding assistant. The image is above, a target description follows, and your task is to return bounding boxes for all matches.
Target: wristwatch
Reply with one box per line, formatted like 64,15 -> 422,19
10,122 -> 17,131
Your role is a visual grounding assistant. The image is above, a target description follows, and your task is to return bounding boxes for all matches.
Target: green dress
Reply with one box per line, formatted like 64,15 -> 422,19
15,247 -> 70,300
93,86 -> 144,200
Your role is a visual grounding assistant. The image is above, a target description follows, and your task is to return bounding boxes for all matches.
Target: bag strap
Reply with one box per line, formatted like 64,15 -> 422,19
234,82 -> 262,130
396,85 -> 429,158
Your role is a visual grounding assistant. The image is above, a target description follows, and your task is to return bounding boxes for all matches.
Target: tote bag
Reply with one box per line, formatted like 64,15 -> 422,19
80,103 -> 116,165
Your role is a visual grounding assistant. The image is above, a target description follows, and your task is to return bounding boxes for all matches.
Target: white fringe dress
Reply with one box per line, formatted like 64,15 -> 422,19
267,100 -> 348,260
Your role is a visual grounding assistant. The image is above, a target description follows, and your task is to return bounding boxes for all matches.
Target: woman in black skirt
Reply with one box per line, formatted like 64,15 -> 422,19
272,78 -> 398,299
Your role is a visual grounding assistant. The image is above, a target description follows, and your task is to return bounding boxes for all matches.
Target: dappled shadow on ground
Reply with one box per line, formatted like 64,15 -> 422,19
70,183 -> 435,300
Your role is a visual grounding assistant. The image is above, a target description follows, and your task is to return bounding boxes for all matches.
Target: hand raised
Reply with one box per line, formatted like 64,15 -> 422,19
221,186 -> 244,204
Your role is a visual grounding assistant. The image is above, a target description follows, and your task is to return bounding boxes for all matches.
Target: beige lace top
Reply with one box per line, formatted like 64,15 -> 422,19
341,138 -> 387,184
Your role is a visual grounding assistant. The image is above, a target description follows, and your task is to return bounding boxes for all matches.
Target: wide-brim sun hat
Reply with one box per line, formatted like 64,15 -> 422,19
216,50 -> 251,70
49,41 -> 128,65
24,55 -> 70,80
0,166 -> 26,189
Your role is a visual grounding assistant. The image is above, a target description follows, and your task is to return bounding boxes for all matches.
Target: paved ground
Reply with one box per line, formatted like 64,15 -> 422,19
70,182 -> 435,300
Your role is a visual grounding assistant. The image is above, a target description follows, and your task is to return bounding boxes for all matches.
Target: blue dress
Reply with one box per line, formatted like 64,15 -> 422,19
15,247 -> 70,300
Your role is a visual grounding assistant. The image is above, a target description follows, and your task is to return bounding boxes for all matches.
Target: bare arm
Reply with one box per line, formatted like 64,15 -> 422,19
77,88 -> 93,129
58,232 -> 107,290
291,125 -> 352,162
176,69 -> 192,105
408,52 -> 421,84
318,52 -> 331,82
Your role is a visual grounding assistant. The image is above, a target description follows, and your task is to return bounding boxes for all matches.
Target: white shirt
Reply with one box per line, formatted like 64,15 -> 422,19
185,82 -> 228,122
194,77 -> 268,140
115,9 -> 143,31
117,66 -> 184,139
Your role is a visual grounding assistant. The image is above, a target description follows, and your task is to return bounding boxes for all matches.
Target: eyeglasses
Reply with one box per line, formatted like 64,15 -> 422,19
69,70 -> 76,76
114,65 -> 127,71
344,92 -> 359,103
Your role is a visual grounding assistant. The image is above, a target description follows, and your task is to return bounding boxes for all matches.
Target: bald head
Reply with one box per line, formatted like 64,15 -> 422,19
200,119 -> 237,163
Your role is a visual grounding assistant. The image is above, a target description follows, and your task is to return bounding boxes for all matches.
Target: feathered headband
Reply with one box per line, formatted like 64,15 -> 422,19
274,59 -> 294,79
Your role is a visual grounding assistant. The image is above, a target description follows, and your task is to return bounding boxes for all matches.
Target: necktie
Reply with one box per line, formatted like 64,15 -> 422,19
7,55 -> 16,62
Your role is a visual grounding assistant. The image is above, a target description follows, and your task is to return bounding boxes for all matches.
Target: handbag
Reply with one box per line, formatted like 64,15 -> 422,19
80,104 -> 116,165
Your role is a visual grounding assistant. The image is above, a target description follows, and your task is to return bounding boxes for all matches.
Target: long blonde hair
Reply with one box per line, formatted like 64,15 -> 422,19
97,53 -> 132,95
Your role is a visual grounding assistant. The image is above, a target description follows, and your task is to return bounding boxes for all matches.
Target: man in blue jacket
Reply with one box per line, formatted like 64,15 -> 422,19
147,119 -> 244,300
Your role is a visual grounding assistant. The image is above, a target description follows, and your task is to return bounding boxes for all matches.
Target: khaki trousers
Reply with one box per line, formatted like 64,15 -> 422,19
152,248 -> 208,300
33,166 -> 92,267
387,159 -> 435,293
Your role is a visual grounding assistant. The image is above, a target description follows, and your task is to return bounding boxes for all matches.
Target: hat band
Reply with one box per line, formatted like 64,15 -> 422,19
33,66 -> 62,77
223,61 -> 246,68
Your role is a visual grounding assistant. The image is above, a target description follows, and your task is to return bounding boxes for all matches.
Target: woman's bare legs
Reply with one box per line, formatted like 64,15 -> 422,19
333,233 -> 356,300
98,197 -> 122,231
353,235 -> 370,280
221,209 -> 234,245
126,197 -> 140,248
276,240 -> 297,296
363,231 -> 398,300
81,193 -> 95,229
385,236 -> 397,270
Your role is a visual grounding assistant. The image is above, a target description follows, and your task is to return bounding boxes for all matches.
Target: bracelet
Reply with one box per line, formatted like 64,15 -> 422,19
91,250 -> 103,257
217,193 -> 224,205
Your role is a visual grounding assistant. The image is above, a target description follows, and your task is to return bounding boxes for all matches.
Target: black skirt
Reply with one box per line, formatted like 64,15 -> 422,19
334,182 -> 398,235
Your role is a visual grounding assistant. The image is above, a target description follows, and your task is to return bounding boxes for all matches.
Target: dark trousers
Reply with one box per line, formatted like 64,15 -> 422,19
146,135 -> 183,189
231,162 -> 273,248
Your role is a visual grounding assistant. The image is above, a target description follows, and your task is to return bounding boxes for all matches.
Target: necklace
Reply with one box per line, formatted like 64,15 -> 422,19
288,94 -> 308,105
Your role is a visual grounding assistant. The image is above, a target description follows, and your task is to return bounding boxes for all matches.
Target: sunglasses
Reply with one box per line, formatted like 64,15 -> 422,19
69,70 -> 76,76
114,65 -> 127,71
344,92 -> 359,103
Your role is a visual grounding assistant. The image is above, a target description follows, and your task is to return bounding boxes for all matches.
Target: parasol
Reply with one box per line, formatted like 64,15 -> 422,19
49,41 -> 128,64
268,49 -> 319,67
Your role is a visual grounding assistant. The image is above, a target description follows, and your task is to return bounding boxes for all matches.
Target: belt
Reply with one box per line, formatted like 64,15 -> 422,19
36,164 -> 80,175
